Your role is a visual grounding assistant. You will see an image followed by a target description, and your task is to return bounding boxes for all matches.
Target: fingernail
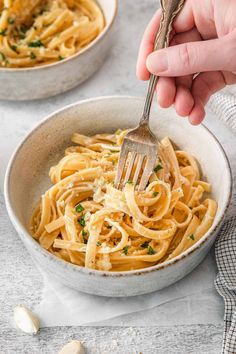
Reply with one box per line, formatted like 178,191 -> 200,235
147,51 -> 168,73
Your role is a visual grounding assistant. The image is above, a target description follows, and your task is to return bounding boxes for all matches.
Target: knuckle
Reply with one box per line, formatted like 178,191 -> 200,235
178,43 -> 193,69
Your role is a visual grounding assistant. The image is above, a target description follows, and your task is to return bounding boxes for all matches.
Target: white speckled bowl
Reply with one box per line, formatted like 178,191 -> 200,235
4,96 -> 232,297
0,0 -> 117,101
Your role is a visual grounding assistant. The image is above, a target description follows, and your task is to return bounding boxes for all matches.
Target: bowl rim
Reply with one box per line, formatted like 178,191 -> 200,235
4,96 -> 233,278
0,0 -> 118,73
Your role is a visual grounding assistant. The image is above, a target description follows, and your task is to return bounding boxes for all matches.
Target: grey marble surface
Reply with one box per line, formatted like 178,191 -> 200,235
1,0 -> 236,353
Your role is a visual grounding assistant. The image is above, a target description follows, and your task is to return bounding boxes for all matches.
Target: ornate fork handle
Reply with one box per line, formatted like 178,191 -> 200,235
141,0 -> 185,123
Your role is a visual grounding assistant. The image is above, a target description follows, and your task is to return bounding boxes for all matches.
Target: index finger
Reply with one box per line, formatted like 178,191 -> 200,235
172,0 -> 194,33
136,1 -> 194,81
136,9 -> 162,80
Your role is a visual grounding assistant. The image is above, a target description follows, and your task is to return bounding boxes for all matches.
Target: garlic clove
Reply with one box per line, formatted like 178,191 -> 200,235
58,340 -> 85,354
14,304 -> 40,335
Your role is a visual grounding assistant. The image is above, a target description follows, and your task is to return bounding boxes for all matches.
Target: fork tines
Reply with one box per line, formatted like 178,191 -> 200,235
114,138 -> 158,191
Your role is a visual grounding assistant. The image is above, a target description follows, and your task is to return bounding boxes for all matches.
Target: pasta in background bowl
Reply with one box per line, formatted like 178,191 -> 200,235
0,0 -> 117,100
4,97 -> 232,297
0,0 -> 105,68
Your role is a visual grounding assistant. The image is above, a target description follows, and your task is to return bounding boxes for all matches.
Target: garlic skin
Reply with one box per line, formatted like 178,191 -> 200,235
14,305 -> 40,335
58,340 -> 85,354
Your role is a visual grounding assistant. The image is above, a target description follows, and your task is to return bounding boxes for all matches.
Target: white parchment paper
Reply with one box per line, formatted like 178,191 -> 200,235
35,250 -> 223,327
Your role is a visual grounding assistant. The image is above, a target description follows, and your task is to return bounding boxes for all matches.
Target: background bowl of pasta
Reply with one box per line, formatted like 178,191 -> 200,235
5,96 -> 232,297
0,0 -> 117,101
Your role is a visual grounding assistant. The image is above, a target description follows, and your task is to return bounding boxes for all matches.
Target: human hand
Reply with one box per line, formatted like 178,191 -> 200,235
137,0 -> 236,125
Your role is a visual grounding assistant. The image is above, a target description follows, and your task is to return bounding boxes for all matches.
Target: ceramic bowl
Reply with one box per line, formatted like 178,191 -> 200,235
0,0 -> 117,101
4,96 -> 232,297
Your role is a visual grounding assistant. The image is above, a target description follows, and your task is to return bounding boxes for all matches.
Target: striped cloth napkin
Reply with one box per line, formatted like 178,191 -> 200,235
215,219 -> 236,354
210,89 -> 236,354
209,90 -> 236,135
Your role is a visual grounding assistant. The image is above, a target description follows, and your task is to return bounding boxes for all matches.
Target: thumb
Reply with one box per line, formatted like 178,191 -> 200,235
146,34 -> 236,77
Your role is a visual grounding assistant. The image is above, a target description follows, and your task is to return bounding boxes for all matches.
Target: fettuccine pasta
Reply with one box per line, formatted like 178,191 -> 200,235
30,130 -> 217,272
0,0 -> 104,68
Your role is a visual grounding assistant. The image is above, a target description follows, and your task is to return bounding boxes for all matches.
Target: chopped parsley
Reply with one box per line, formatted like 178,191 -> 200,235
189,234 -> 195,241
8,17 -> 15,25
123,246 -> 129,255
153,191 -> 159,197
115,129 -> 122,135
0,28 -> 7,36
30,52 -> 36,60
17,25 -> 28,39
20,25 -> 27,33
82,229 -> 88,243
75,203 -> 84,213
111,160 -> 115,165
0,52 -> 6,61
78,215 -> 85,227
126,180 -> 133,185
82,229 -> 87,236
96,241 -> 101,247
58,55 -> 64,61
154,164 -> 163,173
18,32 -> 26,39
141,241 -> 149,249
147,246 -> 156,255
10,45 -> 18,53
28,40 -> 44,48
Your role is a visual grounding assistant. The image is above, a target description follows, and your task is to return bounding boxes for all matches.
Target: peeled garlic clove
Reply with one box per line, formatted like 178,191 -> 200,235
58,340 -> 85,354
14,304 -> 40,334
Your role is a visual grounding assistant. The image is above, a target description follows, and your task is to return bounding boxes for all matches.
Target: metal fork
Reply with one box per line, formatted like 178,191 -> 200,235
114,0 -> 185,191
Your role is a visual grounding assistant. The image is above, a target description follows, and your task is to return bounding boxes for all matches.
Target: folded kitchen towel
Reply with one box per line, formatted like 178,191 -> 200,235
209,91 -> 236,136
209,89 -> 236,353
215,218 -> 236,354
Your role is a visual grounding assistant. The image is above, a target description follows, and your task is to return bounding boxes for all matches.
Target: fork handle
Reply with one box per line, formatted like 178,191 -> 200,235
141,0 -> 185,123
